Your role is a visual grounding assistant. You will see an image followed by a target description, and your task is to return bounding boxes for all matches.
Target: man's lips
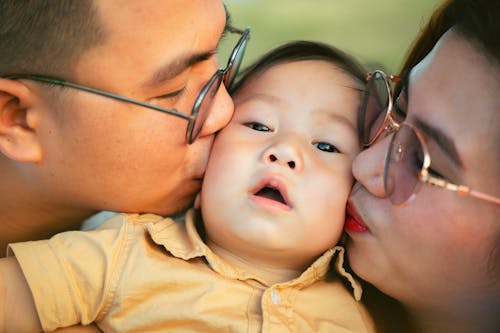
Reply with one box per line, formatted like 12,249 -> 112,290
345,203 -> 368,233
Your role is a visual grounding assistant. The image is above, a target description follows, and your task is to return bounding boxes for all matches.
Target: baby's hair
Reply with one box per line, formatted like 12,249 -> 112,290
230,40 -> 366,95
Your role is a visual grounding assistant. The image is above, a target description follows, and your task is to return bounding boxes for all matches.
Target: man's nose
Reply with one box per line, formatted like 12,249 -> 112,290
197,81 -> 234,139
352,135 -> 392,198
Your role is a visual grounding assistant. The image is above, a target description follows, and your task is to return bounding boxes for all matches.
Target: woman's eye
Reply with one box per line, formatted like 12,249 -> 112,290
427,166 -> 445,178
413,151 -> 445,178
393,91 -> 408,123
314,142 -> 339,153
245,122 -> 271,132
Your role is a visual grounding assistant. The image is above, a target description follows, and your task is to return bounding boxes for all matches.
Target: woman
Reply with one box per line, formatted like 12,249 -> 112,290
345,0 -> 500,332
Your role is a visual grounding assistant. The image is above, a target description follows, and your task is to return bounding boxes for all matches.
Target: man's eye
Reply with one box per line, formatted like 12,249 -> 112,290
245,122 -> 271,132
314,142 -> 339,153
155,87 -> 187,102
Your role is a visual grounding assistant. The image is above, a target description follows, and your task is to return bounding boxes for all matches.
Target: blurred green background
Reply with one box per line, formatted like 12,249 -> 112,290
220,0 -> 441,74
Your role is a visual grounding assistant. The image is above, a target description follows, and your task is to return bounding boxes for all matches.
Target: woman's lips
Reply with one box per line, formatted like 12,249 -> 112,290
345,215 -> 368,232
345,204 -> 368,233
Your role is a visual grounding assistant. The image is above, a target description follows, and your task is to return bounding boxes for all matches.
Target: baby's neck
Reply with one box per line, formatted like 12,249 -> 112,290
206,239 -> 306,286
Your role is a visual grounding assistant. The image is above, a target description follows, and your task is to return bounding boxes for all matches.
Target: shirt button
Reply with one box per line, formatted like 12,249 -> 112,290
270,289 -> 281,305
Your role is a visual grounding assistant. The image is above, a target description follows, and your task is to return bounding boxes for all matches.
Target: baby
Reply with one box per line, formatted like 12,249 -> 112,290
0,40 -> 374,332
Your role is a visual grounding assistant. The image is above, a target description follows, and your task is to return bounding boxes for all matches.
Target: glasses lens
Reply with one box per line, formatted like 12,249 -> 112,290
385,125 -> 424,205
360,72 -> 390,145
223,32 -> 248,89
188,72 -> 223,143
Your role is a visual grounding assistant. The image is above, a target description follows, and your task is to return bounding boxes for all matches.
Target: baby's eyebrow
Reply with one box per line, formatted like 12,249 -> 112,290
235,93 -> 282,106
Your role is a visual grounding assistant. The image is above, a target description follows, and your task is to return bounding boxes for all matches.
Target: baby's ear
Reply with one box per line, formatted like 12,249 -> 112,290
194,192 -> 202,209
0,78 -> 43,162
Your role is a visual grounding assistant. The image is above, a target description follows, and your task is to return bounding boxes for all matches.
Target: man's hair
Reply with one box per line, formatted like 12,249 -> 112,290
230,40 -> 366,96
399,0 -> 499,76
0,0 -> 106,77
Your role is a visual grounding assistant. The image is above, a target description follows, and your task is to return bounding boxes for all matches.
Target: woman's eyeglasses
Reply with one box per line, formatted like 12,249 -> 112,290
360,70 -> 500,206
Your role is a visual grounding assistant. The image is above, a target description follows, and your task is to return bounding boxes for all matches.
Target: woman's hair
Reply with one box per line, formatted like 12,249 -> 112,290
399,0 -> 499,77
230,40 -> 366,95
0,0 -> 106,76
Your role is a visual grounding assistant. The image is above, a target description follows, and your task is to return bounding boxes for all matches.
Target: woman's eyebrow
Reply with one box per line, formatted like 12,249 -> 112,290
414,117 -> 463,169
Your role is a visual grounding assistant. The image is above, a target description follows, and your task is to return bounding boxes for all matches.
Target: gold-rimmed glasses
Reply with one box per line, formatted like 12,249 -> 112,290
2,26 -> 250,144
359,70 -> 403,147
360,70 -> 500,206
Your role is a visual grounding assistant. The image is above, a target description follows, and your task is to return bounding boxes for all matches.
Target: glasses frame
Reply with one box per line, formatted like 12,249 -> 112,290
360,70 -> 401,147
1,26 -> 250,144
362,70 -> 500,206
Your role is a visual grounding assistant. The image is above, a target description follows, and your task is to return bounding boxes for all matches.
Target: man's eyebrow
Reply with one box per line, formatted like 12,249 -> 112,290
142,51 -> 215,88
219,4 -> 233,43
224,3 -> 233,30
413,117 -> 463,168
143,7 -> 233,89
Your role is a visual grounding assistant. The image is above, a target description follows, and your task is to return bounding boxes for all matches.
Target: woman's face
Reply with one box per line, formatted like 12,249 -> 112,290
345,28 -> 500,314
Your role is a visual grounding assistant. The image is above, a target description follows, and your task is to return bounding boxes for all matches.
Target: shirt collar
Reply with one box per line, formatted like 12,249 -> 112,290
146,209 -> 362,299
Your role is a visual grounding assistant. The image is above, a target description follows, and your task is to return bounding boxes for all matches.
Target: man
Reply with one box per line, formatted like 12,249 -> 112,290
0,0 -> 243,255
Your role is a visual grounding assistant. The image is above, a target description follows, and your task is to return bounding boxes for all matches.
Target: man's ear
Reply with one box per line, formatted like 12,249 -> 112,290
0,78 -> 43,162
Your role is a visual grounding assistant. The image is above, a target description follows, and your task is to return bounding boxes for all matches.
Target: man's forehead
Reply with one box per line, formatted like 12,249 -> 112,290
80,0 -> 228,88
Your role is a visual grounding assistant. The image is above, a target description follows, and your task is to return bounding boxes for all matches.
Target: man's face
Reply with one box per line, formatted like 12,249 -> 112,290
201,60 -> 361,269
34,0 -> 234,215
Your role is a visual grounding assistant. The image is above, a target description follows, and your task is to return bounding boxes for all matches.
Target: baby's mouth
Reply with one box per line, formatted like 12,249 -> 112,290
254,186 -> 286,205
250,176 -> 292,210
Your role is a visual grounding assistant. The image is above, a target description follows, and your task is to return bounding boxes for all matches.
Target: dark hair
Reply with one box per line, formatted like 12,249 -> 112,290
0,0 -> 106,77
399,0 -> 499,77
230,40 -> 366,95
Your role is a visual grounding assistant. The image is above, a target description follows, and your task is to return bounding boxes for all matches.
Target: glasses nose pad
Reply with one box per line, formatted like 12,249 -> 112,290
382,120 -> 400,138
194,74 -> 233,141
385,124 -> 423,206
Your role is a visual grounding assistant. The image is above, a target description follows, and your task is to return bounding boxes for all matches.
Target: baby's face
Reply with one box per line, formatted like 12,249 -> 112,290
201,60 -> 361,269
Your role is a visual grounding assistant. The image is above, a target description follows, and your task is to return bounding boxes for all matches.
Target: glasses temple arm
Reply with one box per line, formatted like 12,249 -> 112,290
4,74 -> 192,121
425,174 -> 500,205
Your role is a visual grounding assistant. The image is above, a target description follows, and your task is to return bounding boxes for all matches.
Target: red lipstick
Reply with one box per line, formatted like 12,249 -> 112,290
345,204 -> 368,233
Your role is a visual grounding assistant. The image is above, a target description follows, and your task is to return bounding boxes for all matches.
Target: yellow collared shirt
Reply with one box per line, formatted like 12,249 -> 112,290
9,209 -> 375,332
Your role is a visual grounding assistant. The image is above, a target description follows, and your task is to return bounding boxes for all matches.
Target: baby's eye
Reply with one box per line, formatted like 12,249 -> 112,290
314,141 -> 339,153
245,122 -> 271,132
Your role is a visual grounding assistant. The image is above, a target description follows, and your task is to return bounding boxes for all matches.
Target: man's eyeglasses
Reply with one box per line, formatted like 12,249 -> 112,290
2,26 -> 250,144
360,70 -> 500,206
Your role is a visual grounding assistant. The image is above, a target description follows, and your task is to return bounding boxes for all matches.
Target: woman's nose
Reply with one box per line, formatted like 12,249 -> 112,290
352,135 -> 392,198
262,138 -> 304,172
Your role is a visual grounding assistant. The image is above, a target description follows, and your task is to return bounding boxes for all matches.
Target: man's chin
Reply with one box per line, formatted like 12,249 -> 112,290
155,189 -> 199,217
